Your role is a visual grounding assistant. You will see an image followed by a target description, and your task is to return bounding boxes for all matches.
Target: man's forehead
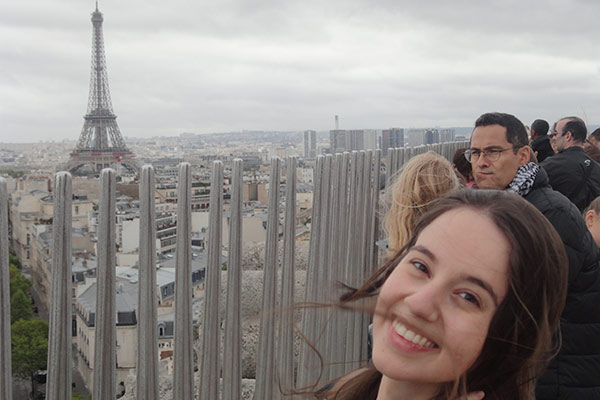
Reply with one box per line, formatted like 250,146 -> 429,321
471,124 -> 510,145
555,119 -> 568,130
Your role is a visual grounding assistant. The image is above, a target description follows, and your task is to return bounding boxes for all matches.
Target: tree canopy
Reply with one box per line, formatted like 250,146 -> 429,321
11,289 -> 33,324
11,319 -> 48,380
9,263 -> 30,296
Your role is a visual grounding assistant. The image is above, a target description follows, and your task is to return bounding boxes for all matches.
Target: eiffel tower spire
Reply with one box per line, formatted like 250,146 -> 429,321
67,4 -> 137,173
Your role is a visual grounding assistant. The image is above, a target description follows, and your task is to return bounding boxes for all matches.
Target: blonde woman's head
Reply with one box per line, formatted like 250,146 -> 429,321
384,151 -> 460,253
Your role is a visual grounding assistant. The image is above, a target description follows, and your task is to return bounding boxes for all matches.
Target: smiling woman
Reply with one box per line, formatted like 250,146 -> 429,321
317,189 -> 568,400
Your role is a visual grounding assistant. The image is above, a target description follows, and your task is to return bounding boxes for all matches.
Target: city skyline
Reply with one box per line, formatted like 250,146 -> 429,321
3,0 -> 600,143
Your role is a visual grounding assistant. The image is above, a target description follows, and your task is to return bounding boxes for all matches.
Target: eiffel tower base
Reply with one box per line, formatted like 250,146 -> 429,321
66,151 -> 139,174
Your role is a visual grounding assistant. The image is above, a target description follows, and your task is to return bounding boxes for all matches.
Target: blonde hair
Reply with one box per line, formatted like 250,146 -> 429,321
384,151 -> 459,253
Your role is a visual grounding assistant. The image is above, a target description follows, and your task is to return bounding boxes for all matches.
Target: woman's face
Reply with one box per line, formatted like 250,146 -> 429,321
372,208 -> 510,388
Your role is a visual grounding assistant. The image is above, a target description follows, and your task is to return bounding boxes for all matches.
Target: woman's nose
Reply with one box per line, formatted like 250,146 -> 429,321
404,283 -> 441,322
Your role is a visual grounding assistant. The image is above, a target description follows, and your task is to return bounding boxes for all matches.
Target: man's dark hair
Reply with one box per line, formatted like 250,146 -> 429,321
531,119 -> 549,137
559,116 -> 587,143
474,112 -> 529,149
589,127 -> 600,142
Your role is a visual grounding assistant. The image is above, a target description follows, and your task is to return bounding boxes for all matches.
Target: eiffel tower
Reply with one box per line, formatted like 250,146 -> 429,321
67,3 -> 138,174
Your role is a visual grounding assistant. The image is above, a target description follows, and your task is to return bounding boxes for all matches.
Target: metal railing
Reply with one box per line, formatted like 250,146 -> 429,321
0,142 -> 466,399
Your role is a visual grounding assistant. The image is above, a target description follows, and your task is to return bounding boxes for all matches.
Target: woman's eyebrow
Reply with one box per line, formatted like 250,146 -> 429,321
461,274 -> 499,306
410,245 -> 437,262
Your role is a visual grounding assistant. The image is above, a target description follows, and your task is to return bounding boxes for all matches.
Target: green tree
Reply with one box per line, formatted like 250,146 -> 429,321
9,264 -> 30,297
11,319 -> 48,393
11,289 -> 32,324
9,252 -> 22,269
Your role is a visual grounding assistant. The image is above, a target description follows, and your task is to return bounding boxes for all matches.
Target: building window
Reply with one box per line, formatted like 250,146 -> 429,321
75,205 -> 79,215
159,326 -> 164,336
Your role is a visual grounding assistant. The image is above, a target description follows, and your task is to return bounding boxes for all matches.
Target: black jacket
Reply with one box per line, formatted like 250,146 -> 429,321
526,168 -> 600,399
540,146 -> 600,212
531,135 -> 555,163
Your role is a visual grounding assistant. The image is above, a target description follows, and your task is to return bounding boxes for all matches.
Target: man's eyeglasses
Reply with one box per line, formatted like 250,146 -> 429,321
464,146 -> 520,162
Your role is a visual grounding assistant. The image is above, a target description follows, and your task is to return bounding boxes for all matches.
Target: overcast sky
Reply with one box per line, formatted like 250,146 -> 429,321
2,0 -> 600,143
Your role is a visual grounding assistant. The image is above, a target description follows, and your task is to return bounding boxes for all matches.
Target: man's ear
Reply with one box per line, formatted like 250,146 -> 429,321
518,145 -> 532,166
585,210 -> 596,229
566,131 -> 574,143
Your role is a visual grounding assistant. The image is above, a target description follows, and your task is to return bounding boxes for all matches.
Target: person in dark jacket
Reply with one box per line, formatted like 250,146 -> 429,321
530,119 -> 554,162
541,116 -> 600,212
584,127 -> 600,163
468,112 -> 600,399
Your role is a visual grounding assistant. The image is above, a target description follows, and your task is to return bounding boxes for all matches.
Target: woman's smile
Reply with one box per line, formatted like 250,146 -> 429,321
390,319 -> 437,351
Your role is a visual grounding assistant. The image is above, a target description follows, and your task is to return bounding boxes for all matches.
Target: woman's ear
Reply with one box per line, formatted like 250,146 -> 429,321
585,210 -> 596,229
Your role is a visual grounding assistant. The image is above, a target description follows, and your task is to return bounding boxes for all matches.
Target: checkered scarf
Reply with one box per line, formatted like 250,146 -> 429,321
506,162 -> 539,197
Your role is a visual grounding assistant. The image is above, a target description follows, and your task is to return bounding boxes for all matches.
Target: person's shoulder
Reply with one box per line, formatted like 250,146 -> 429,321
526,183 -> 575,217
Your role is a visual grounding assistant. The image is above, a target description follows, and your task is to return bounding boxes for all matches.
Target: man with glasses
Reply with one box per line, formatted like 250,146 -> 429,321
469,112 -> 600,400
540,116 -> 600,212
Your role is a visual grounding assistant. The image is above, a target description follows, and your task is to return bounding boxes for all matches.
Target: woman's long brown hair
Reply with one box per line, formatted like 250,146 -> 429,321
316,189 -> 568,400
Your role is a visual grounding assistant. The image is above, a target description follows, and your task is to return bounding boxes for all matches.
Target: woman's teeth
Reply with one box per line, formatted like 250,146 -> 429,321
392,320 -> 436,348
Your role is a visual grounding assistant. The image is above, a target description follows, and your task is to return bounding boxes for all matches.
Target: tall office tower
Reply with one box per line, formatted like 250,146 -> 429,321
303,130 -> 317,159
330,129 -> 347,153
67,4 -> 137,173
424,129 -> 440,145
382,128 -> 404,155
439,128 -> 456,143
362,129 -> 377,151
406,128 -> 427,147
331,129 -> 377,153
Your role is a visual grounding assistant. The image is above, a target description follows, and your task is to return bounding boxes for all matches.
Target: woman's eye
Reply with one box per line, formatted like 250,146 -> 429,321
412,261 -> 429,275
459,292 -> 481,307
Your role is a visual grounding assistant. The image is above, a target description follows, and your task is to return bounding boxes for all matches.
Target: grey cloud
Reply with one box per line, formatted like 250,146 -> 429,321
2,0 -> 600,142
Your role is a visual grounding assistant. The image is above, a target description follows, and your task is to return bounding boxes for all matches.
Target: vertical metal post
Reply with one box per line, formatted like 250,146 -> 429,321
174,163 -> 193,400
254,157 -> 281,400
296,155 -> 323,388
93,168 -> 116,399
330,153 -> 350,379
47,172 -> 73,400
137,165 -> 160,399
314,154 -> 333,379
200,161 -> 224,400
223,159 -> 243,400
0,178 -> 12,400
369,150 -> 382,274
277,156 -> 297,397
343,151 -> 359,372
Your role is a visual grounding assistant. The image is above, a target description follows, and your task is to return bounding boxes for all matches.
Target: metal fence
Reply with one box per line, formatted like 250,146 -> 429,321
0,142 -> 467,399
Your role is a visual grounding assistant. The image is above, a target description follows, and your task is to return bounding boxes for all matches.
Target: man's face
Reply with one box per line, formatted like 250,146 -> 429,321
589,136 -> 600,148
470,124 -> 528,190
551,119 -> 569,152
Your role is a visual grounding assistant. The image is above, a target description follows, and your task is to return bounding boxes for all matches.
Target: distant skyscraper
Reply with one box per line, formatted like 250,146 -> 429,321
303,130 -> 317,159
439,128 -> 456,143
382,128 -> 404,155
406,129 -> 427,147
330,129 -> 348,153
424,129 -> 440,145
361,129 -> 377,151
66,4 -> 137,173
330,129 -> 377,153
